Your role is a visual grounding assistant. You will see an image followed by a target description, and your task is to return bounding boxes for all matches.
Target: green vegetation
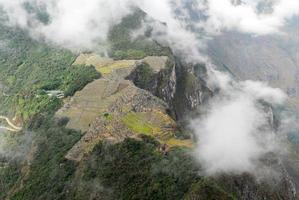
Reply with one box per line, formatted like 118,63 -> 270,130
193,63 -> 207,76
122,110 -> 193,148
38,64 -> 100,94
72,137 -> 201,200
0,23 -> 97,199
184,180 -> 237,200
0,160 -> 21,200
0,24 -> 100,120
23,1 -> 50,24
127,58 -> 176,94
16,94 -> 61,121
108,9 -> 171,60
103,113 -> 113,121
113,49 -> 146,60
131,62 -> 154,89
96,60 -> 136,74
60,65 -> 100,96
64,137 -> 234,200
11,117 -> 81,200
0,27 -> 74,94
183,72 -> 197,94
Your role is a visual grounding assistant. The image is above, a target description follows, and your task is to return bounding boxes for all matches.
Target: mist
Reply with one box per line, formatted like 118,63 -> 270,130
1,0 -> 299,51
0,0 -> 298,175
0,0 -> 135,51
191,71 -> 288,175
0,130 -> 34,160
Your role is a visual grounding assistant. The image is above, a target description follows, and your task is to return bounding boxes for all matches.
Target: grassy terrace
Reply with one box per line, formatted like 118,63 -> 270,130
97,60 -> 136,74
122,111 -> 193,148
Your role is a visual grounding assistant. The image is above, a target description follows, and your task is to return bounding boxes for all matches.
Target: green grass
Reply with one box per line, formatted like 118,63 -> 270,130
122,112 -> 153,135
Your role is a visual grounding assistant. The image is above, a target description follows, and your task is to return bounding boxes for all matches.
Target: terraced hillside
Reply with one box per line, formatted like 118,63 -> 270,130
56,54 -> 192,161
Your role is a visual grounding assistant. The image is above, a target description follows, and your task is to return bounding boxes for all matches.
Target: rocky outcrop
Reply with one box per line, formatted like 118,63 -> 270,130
171,60 -> 212,120
128,56 -> 213,120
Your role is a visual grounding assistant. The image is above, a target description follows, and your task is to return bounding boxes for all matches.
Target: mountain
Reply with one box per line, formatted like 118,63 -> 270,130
0,7 -> 297,200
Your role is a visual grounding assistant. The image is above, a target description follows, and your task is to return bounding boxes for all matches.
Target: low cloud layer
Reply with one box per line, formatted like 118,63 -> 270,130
199,0 -> 299,35
0,130 -> 34,160
0,0 -> 135,51
0,0 -> 205,59
191,72 -> 287,174
1,0 -> 299,52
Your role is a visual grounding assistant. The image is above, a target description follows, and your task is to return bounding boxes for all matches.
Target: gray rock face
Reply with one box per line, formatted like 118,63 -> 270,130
128,56 -> 213,120
156,61 -> 177,107
171,60 -> 213,120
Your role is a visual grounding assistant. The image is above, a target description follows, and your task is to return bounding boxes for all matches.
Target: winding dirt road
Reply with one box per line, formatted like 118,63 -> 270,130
0,116 -> 22,132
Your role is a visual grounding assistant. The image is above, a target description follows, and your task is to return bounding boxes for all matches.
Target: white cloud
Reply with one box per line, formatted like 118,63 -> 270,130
0,0 -> 134,51
191,96 -> 264,174
191,72 -> 287,175
199,0 -> 299,35
135,0 -> 208,61
0,0 -> 201,56
1,0 -> 299,52
240,80 -> 287,104
0,130 -> 34,160
40,0 -> 135,50
0,0 -> 31,27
